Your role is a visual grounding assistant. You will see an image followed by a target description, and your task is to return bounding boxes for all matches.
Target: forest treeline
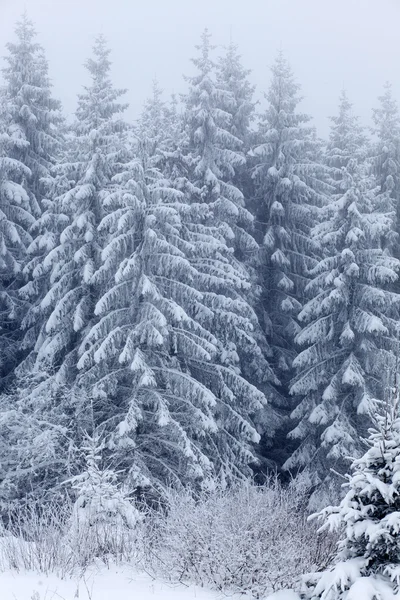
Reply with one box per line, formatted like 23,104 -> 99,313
1,14 -> 399,509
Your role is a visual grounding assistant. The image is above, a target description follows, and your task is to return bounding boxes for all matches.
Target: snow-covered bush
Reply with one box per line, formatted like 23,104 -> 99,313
68,433 -> 141,566
142,477 -> 337,598
301,394 -> 400,600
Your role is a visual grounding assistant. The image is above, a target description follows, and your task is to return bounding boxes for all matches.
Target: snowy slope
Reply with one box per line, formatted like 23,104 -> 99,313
0,567 -> 244,600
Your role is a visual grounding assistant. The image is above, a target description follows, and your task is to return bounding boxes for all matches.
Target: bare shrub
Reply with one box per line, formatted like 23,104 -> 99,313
0,500 -> 74,576
141,477 -> 337,597
0,477 -> 337,596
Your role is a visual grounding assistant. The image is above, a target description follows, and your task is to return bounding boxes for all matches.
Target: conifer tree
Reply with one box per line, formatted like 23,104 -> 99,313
251,52 -> 328,389
216,41 -> 255,148
285,94 -> 399,497
326,90 -> 366,175
0,37 -> 130,504
371,83 -> 400,257
287,158 -> 400,496
372,83 -> 400,198
303,388 -> 400,599
136,79 -> 171,158
0,105 -> 34,385
0,14 -> 63,384
30,36 -> 128,387
73,30 -> 278,493
2,13 -> 62,209
183,30 -> 281,464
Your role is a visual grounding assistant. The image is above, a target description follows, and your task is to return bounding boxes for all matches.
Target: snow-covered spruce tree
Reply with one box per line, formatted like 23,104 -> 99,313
287,158 -> 400,500
136,79 -> 172,159
325,90 -> 367,176
0,14 -> 63,385
216,40 -> 257,251
303,390 -> 400,599
0,103 -> 35,387
216,41 -> 255,148
185,29 -> 260,261
371,83 -> 400,258
69,432 -> 140,559
75,155 -> 222,490
31,35 -> 128,388
2,13 -> 62,209
251,52 -> 328,393
0,38 -> 130,504
372,83 -> 400,198
183,30 -> 281,468
75,31 -> 278,493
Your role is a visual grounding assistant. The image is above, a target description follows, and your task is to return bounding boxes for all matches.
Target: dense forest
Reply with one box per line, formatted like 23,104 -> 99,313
1,13 -> 400,514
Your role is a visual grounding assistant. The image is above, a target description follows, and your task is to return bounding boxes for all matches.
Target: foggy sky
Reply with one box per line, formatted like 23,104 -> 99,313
1,0 -> 399,137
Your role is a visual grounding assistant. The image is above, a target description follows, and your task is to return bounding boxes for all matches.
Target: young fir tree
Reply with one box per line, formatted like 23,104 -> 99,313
303,388 -> 400,600
69,432 -> 140,551
251,52 -> 328,393
287,157 -> 400,498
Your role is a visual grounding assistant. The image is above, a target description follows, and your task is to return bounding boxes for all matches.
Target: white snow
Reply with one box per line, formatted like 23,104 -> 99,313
264,591 -> 300,600
0,567 -> 239,600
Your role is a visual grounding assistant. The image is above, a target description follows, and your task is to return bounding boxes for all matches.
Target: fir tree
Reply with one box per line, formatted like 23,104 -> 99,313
326,90 -> 366,175
0,37 -> 130,503
2,12 -> 63,209
31,35 -> 128,386
69,432 -> 140,545
303,388 -> 400,599
183,30 -> 281,469
0,104 -> 34,385
371,82 -> 400,257
251,52 -> 328,390
0,13 -> 63,385
287,157 -> 400,498
216,41 -> 255,148
73,30 -> 278,493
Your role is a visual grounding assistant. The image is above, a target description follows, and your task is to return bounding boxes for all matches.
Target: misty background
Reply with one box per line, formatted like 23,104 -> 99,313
0,0 -> 399,138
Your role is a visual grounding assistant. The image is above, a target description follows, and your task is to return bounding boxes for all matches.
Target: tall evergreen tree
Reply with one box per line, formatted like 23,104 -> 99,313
372,83 -> 400,199
251,53 -> 328,392
0,103 -> 34,385
0,14 -> 63,385
183,29 -> 281,466
287,162 -> 400,499
30,35 -> 128,385
371,83 -> 400,257
0,37 -> 130,503
325,90 -> 366,175
72,31 -> 279,492
2,13 -> 62,209
285,94 -> 399,498
216,41 -> 255,148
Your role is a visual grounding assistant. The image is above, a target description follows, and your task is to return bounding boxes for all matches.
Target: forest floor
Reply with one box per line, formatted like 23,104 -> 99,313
0,566 -> 239,600
0,566 -> 301,600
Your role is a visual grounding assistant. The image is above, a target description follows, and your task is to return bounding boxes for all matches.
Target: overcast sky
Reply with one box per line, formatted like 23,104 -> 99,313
1,0 -> 399,137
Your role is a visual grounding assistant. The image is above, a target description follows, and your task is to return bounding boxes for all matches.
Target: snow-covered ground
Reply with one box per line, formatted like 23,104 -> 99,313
0,566 -> 301,600
0,567 -> 244,600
